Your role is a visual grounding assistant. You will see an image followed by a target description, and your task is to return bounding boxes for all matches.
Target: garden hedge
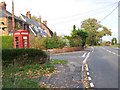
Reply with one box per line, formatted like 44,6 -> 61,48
2,49 -> 48,67
1,36 -> 13,49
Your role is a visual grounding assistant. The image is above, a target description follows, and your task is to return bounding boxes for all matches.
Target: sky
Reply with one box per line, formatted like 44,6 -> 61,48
1,0 -> 119,41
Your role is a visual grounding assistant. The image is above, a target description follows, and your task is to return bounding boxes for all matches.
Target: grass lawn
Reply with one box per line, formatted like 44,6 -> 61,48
2,59 -> 68,88
110,44 -> 119,47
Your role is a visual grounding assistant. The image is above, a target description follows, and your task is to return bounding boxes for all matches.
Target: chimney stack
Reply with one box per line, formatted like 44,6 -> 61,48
0,1 -> 6,10
43,20 -> 47,26
26,11 -> 31,19
39,16 -> 41,23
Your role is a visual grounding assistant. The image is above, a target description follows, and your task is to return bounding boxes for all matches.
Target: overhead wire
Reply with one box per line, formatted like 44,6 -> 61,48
98,3 -> 119,23
48,2 -> 118,25
48,2 -> 118,21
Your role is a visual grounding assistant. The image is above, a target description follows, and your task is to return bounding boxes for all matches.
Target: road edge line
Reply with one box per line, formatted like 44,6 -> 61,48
82,51 -> 95,89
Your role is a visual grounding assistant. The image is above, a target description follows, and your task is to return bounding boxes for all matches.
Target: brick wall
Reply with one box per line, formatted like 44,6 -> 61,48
48,47 -> 82,54
0,17 -> 8,35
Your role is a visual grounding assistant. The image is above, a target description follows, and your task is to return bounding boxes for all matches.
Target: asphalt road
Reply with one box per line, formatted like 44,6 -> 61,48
40,50 -> 87,88
87,46 -> 119,88
40,46 -> 119,88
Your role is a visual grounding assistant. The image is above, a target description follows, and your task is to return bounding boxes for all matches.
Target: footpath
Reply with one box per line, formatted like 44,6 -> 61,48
39,51 -> 86,88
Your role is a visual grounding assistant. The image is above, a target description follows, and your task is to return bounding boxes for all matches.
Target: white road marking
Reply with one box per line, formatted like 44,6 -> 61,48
86,64 -> 89,71
111,52 -> 114,54
88,77 -> 92,80
82,51 -> 95,88
101,47 -> 118,56
90,82 -> 94,87
108,50 -> 111,53
83,52 -> 90,64
82,52 -> 87,57
87,72 -> 90,75
91,47 -> 94,52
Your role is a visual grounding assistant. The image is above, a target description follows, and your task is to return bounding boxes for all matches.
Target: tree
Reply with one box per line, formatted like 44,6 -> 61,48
45,32 -> 66,49
81,18 -> 112,45
111,37 -> 117,45
67,25 -> 88,48
77,29 -> 89,48
71,25 -> 77,38
33,36 -> 46,49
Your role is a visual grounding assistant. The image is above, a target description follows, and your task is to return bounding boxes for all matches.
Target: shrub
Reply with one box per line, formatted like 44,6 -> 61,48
30,36 -> 46,49
68,37 -> 82,47
1,36 -> 13,49
45,33 -> 66,49
2,49 -> 48,67
64,35 -> 82,47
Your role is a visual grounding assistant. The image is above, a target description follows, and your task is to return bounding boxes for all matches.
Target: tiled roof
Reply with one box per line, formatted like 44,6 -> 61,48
42,23 -> 53,36
21,14 -> 40,27
20,14 -> 47,37
0,9 -> 23,22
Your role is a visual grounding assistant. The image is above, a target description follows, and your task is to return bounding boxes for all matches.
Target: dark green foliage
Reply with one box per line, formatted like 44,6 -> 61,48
81,18 -> 112,46
2,49 -> 48,67
65,25 -> 88,47
111,37 -> 117,45
1,36 -> 13,49
76,29 -> 89,47
45,32 -> 66,49
69,37 -> 81,47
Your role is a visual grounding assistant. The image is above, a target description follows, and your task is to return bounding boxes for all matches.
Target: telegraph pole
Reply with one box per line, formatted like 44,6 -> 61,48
12,0 -> 15,33
118,1 -> 120,43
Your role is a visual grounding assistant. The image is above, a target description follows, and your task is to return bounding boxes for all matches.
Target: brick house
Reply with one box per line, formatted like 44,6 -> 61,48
20,11 -> 54,48
0,1 -> 29,36
38,16 -> 53,37
20,11 -> 53,37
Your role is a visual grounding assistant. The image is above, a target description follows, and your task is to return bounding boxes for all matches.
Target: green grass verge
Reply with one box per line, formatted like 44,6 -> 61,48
2,59 -> 68,88
50,59 -> 68,65
110,44 -> 119,47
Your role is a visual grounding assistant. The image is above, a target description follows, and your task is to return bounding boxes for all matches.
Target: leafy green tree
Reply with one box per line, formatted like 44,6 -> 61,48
111,37 -> 117,45
71,25 -> 89,48
71,25 -> 77,38
66,25 -> 88,48
77,29 -> 89,47
81,18 -> 112,45
45,32 -> 66,49
70,25 -> 82,47
34,36 -> 46,49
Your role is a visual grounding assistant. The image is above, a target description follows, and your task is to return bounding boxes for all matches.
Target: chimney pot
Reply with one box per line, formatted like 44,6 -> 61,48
26,11 -> 31,19
39,16 -> 41,23
43,20 -> 47,26
0,1 -> 6,10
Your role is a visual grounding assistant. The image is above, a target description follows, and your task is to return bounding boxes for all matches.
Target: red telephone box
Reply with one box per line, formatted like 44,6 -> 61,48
13,30 -> 30,48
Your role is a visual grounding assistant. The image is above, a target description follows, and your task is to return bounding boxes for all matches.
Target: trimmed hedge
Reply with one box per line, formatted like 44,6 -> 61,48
2,49 -> 48,67
1,36 -> 13,49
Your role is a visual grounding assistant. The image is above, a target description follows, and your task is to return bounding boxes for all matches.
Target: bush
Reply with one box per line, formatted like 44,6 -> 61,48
68,38 -> 82,47
2,49 -> 48,67
30,36 -> 46,49
45,33 -> 66,49
1,36 -> 13,49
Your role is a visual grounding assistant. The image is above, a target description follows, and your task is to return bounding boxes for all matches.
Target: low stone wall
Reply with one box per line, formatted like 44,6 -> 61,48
47,47 -> 82,54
